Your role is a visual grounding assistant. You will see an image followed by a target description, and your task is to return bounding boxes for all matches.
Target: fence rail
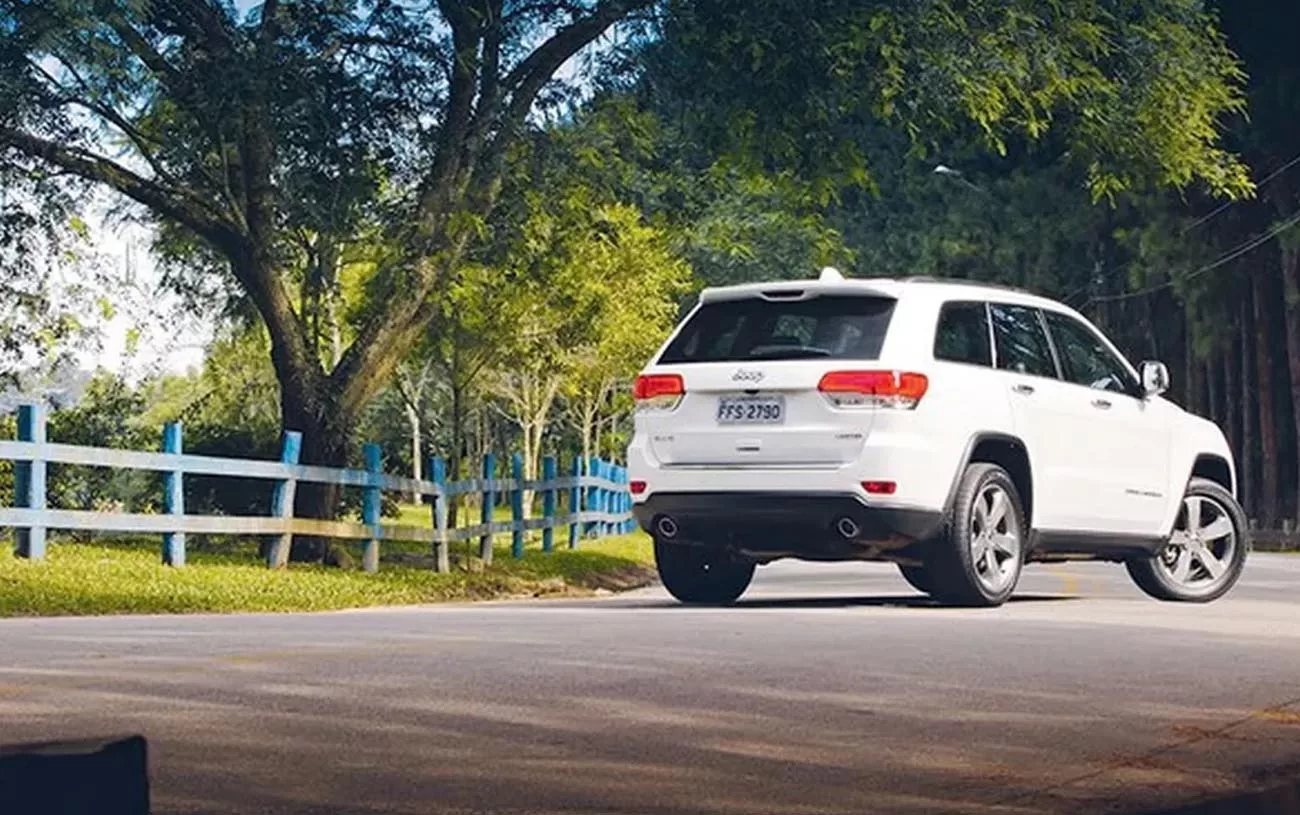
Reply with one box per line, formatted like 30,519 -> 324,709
1,404 -> 636,573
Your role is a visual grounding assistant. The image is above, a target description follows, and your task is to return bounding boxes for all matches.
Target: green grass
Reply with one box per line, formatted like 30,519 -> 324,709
0,533 -> 653,618
390,500 -> 556,528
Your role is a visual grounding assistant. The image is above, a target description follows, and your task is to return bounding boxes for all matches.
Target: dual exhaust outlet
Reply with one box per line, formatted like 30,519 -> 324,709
655,514 -> 860,541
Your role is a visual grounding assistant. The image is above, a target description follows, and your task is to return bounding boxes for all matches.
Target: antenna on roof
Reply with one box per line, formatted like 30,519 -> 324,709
819,266 -> 844,282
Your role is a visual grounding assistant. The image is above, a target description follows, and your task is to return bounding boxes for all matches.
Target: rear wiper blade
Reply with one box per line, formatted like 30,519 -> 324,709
745,345 -> 834,360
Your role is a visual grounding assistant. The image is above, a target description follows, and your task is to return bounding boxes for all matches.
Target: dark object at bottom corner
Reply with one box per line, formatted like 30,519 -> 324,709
0,734 -> 150,814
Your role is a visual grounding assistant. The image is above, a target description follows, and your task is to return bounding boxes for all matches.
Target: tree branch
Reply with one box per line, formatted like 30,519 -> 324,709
107,17 -> 182,84
499,0 -> 648,127
416,1 -> 484,222
0,126 -> 239,248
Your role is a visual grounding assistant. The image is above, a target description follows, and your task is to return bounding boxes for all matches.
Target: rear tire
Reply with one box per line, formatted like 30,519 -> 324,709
1126,478 -> 1247,603
655,540 -> 755,605
929,463 -> 1026,607
897,564 -> 934,595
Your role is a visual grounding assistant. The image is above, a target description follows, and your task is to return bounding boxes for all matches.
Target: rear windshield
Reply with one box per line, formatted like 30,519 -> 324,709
658,295 -> 896,363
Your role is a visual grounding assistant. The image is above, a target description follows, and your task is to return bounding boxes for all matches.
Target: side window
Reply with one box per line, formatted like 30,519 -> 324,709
933,301 -> 992,367
1042,311 -> 1137,395
990,304 -> 1058,378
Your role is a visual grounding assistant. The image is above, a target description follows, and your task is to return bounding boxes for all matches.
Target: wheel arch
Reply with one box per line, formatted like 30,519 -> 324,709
943,432 -> 1034,528
1189,454 -> 1234,497
1158,452 -> 1239,538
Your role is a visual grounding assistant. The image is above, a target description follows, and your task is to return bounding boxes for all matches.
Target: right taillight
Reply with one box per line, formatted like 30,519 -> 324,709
817,370 -> 928,410
633,373 -> 684,411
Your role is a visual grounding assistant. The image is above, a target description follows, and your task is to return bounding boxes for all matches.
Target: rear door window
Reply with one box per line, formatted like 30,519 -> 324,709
658,295 -> 896,363
989,304 -> 1059,378
933,301 -> 992,366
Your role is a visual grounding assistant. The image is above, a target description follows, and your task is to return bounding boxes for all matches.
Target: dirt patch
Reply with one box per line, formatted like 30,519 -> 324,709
571,563 -> 658,592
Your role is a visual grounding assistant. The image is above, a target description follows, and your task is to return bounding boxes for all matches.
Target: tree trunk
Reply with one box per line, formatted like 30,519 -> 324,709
1281,246 -> 1300,525
1254,271 -> 1281,527
1241,295 -> 1256,519
1206,356 -> 1220,426
449,380 -> 465,528
405,399 -> 423,505
281,382 -> 355,565
1224,342 -> 1238,457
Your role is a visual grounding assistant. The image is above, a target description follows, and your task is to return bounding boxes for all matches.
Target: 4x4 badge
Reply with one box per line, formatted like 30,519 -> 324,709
732,369 -> 765,383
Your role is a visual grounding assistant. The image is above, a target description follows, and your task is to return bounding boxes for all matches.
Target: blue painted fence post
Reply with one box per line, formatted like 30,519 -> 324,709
431,456 -> 450,573
479,453 -> 496,564
603,462 -> 613,538
362,443 -> 382,573
162,421 -> 186,567
14,403 -> 47,560
266,431 -> 302,568
587,456 -> 600,539
602,460 -> 614,538
625,467 -> 635,534
614,465 -> 627,535
568,455 -> 581,549
541,456 -> 556,553
511,452 -> 525,559
592,459 -> 604,538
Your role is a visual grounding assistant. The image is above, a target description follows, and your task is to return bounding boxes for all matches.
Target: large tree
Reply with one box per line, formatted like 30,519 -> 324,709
0,0 -> 650,543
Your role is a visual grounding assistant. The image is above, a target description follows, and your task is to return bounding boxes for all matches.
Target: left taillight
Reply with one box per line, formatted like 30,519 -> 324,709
633,373 -> 684,411
818,370 -> 928,410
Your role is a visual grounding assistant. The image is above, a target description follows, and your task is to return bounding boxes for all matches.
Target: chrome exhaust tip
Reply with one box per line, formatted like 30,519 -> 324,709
836,517 -> 860,540
656,516 -> 680,540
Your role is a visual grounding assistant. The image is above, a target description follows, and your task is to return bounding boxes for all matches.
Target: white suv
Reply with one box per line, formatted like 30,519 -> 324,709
628,269 -> 1248,607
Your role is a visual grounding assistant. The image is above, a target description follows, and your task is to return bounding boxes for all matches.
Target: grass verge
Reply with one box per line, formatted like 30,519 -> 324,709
0,534 -> 654,618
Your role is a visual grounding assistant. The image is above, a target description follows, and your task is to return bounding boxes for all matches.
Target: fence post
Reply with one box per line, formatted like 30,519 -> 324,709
602,460 -> 615,538
511,452 -> 525,559
266,431 -> 303,568
161,421 -> 185,567
14,403 -> 47,561
430,456 -> 450,573
542,456 -> 556,553
622,466 -> 633,534
615,465 -> 628,535
362,443 -> 382,573
586,456 -> 600,539
569,455 -> 582,549
479,453 -> 496,564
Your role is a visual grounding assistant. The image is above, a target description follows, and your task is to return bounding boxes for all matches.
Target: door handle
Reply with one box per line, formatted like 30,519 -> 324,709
1011,384 -> 1035,396
1091,398 -> 1112,410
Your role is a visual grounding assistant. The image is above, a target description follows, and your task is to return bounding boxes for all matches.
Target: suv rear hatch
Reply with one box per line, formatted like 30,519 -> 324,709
640,289 -> 900,468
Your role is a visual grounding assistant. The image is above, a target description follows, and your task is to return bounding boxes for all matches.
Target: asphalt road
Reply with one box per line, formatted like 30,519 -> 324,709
3,555 -> 1300,815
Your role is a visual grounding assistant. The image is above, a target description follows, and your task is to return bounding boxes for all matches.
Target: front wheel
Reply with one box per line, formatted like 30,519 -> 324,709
1126,478 -> 1247,603
655,540 -> 755,605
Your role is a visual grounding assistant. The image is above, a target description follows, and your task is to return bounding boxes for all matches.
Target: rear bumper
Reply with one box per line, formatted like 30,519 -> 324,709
633,492 -> 944,559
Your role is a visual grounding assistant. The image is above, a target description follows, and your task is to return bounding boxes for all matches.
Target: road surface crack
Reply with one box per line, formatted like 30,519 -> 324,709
986,694 -> 1300,808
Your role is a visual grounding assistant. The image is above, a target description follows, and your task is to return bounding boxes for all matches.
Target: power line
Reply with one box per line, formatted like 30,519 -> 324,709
1082,206 -> 1300,306
1059,149 -> 1300,307
1180,149 -> 1300,234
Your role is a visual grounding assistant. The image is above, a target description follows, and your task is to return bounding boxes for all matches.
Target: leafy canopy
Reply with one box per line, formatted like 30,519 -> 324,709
649,0 -> 1253,203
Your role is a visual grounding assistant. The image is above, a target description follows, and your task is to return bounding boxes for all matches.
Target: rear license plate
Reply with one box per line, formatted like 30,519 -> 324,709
716,396 -> 785,425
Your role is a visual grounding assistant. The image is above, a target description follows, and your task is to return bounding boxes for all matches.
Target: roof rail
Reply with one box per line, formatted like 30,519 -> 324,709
901,275 -> 1031,295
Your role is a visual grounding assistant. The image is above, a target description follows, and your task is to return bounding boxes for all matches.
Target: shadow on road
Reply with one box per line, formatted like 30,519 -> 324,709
1148,772 -> 1300,814
621,593 -> 1080,610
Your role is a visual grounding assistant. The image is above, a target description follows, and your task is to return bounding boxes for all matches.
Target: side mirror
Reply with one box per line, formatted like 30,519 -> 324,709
1140,360 -> 1169,397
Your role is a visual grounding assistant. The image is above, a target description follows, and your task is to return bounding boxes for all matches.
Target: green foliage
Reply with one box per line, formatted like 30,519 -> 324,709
0,192 -> 100,385
0,411 -> 14,507
46,371 -> 157,513
0,534 -> 653,617
650,0 -> 1252,203
541,95 -> 854,292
